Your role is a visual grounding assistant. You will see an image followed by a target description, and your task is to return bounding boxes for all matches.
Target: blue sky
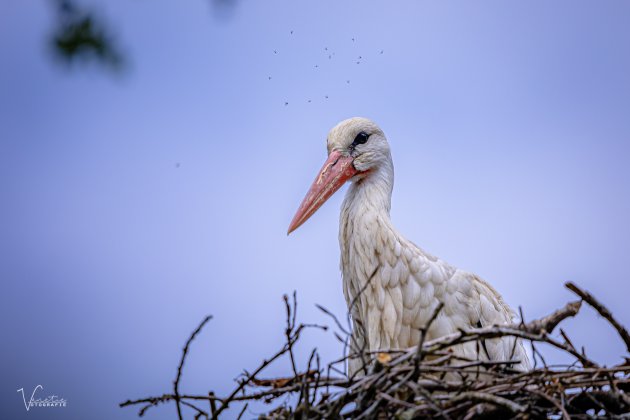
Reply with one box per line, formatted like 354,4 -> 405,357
1,1 -> 630,418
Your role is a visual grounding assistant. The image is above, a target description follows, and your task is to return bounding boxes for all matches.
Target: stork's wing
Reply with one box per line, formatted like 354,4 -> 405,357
469,274 -> 531,370
362,233 -> 530,370
341,219 -> 530,373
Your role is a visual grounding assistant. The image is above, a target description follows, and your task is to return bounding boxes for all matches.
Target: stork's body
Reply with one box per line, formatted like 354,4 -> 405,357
289,118 -> 529,375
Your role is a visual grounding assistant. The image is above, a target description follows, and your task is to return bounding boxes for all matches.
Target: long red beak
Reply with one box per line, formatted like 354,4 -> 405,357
288,151 -> 357,234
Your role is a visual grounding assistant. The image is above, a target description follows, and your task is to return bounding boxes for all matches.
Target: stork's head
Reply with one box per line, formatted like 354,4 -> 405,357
288,117 -> 391,234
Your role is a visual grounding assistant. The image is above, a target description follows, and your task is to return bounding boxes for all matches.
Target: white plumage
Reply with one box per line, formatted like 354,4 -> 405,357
289,117 -> 530,376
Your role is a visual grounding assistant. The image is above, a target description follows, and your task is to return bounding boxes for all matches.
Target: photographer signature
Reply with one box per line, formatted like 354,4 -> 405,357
17,385 -> 67,411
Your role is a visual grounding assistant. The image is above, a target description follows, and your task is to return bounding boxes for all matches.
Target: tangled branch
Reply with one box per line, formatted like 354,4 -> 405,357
120,283 -> 630,419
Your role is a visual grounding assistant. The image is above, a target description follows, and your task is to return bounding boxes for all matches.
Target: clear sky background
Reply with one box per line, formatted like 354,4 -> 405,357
1,1 -> 630,419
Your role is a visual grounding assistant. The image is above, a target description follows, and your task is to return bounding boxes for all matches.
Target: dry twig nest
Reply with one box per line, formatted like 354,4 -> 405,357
121,283 -> 630,419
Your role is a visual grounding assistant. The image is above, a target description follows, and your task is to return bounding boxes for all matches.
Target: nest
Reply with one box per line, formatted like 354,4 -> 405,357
120,282 -> 630,419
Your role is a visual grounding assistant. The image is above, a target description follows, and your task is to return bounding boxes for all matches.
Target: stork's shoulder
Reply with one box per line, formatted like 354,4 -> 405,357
388,232 -> 515,319
394,235 -> 457,286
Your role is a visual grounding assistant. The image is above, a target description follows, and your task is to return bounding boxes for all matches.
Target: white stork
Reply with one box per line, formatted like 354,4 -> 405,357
288,117 -> 530,375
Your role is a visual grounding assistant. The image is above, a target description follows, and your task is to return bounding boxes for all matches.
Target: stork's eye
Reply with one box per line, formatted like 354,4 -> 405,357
352,132 -> 370,147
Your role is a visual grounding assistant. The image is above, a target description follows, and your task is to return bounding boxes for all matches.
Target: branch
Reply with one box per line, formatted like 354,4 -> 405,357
566,282 -> 630,354
522,300 -> 582,335
174,315 -> 213,420
447,391 -> 528,414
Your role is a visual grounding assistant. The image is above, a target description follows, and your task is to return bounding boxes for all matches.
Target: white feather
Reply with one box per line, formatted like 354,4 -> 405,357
328,117 -> 530,376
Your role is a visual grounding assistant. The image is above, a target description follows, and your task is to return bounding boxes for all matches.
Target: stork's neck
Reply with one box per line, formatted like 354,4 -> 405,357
344,159 -> 394,216
339,158 -> 395,269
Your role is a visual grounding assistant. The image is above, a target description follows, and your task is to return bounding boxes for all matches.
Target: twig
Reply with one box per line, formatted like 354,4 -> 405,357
235,402 -> 248,420
446,391 -> 528,414
174,315 -> 212,420
414,302 -> 444,370
566,281 -> 630,354
208,392 -> 217,419
284,294 -> 299,379
522,299 -> 582,335
316,304 -> 350,335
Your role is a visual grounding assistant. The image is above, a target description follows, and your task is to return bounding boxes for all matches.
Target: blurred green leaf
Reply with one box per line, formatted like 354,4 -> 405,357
50,0 -> 125,70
